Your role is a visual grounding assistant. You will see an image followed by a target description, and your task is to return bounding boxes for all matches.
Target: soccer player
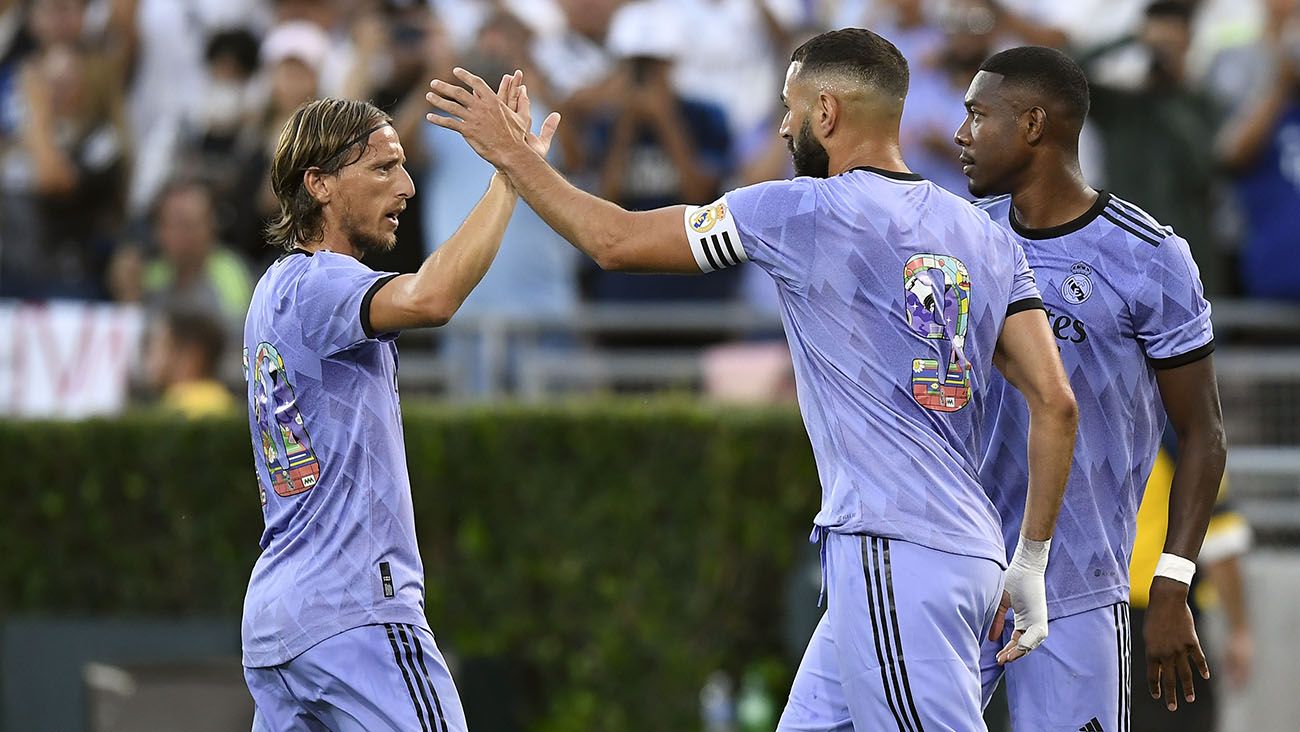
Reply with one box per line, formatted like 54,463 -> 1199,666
954,46 -> 1227,732
240,76 -> 558,731
427,29 -> 1079,732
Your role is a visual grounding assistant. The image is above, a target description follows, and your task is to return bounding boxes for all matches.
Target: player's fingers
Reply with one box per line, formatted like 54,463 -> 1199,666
425,92 -> 469,120
424,112 -> 463,131
996,629 -> 1025,664
535,109 -> 561,150
989,598 -> 1009,642
516,85 -> 532,125
495,72 -> 512,100
1192,640 -> 1211,680
452,66 -> 495,99
429,78 -> 474,107
1176,652 -> 1197,703
508,70 -> 524,109
1161,657 -> 1179,711
1147,659 -> 1162,700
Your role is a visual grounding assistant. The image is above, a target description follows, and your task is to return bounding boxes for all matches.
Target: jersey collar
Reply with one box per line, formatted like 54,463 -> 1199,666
1008,190 -> 1111,240
846,166 -> 924,182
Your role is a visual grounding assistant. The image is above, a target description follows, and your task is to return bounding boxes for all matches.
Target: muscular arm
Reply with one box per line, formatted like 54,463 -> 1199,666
1142,355 -> 1225,709
1155,355 -> 1227,571
367,174 -> 517,331
426,68 -> 700,274
993,309 -> 1079,541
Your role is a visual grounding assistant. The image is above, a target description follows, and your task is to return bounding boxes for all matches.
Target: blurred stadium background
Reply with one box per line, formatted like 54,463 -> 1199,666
2,0 -> 1299,730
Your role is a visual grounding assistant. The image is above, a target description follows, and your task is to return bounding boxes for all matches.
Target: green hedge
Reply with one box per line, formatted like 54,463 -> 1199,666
0,402 -> 819,731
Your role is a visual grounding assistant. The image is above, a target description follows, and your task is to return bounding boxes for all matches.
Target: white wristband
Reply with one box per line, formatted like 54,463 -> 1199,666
1010,535 -> 1051,574
1154,553 -> 1196,585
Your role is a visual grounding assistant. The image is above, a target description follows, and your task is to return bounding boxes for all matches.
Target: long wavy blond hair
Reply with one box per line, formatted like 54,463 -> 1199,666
265,98 -> 392,251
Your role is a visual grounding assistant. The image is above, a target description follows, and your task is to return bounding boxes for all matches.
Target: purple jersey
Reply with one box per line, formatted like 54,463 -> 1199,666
240,249 -> 427,667
976,192 -> 1215,618
683,168 -> 1042,565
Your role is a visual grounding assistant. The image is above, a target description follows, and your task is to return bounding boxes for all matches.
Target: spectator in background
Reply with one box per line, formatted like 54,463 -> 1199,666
669,0 -> 805,147
169,27 -> 263,257
113,179 -> 251,340
1214,0 -> 1300,301
833,0 -> 943,63
1086,1 -> 1227,297
423,8 -> 578,395
0,0 -> 128,300
901,0 -> 994,197
530,0 -> 621,175
143,308 -> 235,418
227,19 -> 328,267
340,0 -> 453,276
581,0 -> 736,303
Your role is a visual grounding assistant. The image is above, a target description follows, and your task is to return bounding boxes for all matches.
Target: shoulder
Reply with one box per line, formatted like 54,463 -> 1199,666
1097,193 -> 1178,250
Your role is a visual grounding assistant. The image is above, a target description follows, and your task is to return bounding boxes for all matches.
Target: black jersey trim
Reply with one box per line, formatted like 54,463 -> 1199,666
277,247 -> 315,261
847,166 -> 925,181
1105,202 -> 1168,241
1149,340 -> 1215,370
1110,195 -> 1173,233
1100,211 -> 1162,247
1007,297 -> 1046,316
1008,191 -> 1110,240
361,273 -> 401,339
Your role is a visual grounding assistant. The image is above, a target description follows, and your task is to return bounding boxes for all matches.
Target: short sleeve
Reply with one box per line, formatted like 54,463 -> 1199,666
681,178 -> 818,288
296,253 -> 400,356
1131,235 -> 1215,368
1006,240 -> 1044,315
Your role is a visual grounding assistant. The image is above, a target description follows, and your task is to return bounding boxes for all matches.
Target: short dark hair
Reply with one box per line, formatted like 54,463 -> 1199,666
164,310 -> 226,376
790,28 -> 909,102
1145,0 -> 1193,22
979,46 -> 1090,132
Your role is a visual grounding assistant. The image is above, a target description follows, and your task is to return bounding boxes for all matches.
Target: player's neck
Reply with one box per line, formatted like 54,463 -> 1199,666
301,229 -> 361,260
1010,163 -> 1097,231
831,140 -> 910,178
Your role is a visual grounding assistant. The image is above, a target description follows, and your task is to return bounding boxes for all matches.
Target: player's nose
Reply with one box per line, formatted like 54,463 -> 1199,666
397,165 -> 415,198
953,119 -> 971,147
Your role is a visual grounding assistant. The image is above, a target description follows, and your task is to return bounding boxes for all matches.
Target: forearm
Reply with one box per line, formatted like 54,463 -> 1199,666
1217,80 -> 1289,172
1206,555 -> 1250,632
1162,431 -> 1227,561
402,173 -> 517,320
500,146 -> 641,270
1020,400 -> 1078,541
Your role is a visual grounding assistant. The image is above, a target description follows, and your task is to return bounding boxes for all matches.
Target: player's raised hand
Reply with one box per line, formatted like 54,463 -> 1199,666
995,534 -> 1051,664
425,67 -> 560,166
1144,576 -> 1210,711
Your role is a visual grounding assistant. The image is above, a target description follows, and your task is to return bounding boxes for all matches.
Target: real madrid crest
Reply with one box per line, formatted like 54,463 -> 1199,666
1060,261 -> 1093,304
690,201 -> 727,234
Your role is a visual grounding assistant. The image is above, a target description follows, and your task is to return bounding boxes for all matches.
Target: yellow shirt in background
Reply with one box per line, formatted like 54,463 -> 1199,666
163,380 -> 236,419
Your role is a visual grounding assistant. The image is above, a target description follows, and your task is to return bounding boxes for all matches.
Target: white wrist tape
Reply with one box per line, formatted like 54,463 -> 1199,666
1154,553 -> 1196,585
1010,535 -> 1051,574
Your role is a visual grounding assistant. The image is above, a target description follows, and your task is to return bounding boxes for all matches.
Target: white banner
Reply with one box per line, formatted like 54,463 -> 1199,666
0,301 -> 145,419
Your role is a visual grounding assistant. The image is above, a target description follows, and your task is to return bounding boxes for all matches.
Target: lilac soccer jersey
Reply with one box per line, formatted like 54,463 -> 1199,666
684,168 -> 1042,565
240,249 -> 428,668
976,191 -> 1215,619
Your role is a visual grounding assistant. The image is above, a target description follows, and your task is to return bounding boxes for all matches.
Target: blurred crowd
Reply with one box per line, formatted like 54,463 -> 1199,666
3,0 -> 1300,406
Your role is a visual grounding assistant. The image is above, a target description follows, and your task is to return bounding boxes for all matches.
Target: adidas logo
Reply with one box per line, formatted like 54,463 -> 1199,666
1079,719 -> 1104,732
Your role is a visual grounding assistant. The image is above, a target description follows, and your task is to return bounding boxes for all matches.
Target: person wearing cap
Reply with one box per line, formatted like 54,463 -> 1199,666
580,0 -> 736,304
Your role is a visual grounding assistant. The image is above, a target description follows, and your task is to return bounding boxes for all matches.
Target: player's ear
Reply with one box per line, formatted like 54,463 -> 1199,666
816,90 -> 839,137
302,167 -> 333,206
1023,106 -> 1047,146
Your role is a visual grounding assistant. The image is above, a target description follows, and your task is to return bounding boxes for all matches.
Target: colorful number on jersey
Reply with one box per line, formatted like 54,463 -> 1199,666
904,254 -> 973,412
250,342 -> 321,497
